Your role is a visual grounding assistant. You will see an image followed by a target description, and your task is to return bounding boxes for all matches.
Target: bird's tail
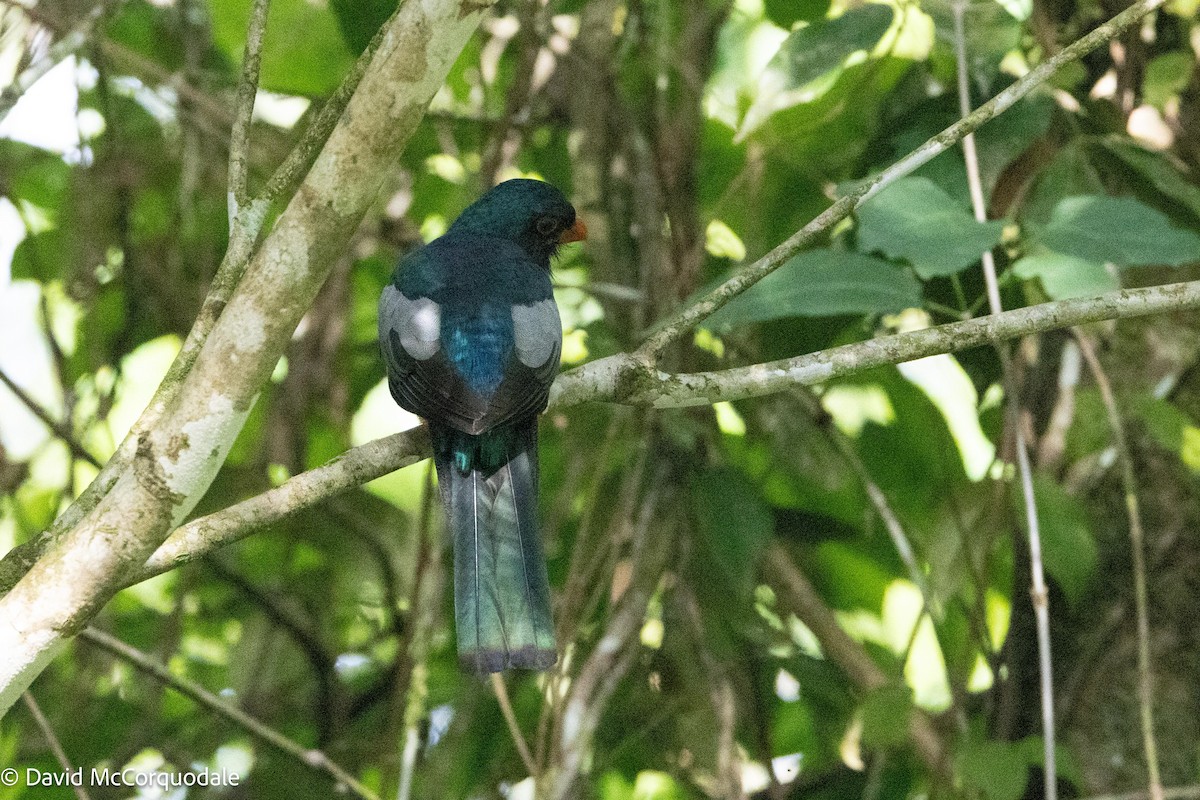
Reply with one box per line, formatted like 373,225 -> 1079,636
431,421 -> 556,674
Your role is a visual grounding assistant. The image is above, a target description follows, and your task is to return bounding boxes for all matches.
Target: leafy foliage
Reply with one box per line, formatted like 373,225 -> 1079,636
3,0 -> 1200,797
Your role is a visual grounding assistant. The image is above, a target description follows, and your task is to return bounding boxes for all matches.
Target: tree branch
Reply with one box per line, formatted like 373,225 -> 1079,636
80,628 -> 380,800
227,0 -> 271,214
635,0 -> 1168,359
0,0 -> 497,717
555,280 -> 1200,409
0,367 -> 101,469
3,281 -> 1198,601
762,543 -> 951,780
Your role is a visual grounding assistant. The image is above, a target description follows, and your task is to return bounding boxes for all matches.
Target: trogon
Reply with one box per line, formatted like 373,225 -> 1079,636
378,179 -> 586,674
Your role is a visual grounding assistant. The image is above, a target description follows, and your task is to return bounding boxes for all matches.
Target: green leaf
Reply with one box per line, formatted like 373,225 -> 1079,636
1028,476 -> 1098,606
704,249 -> 921,330
692,467 -> 773,599
1011,251 -> 1118,299
771,698 -> 819,755
740,5 -> 894,138
958,739 -> 1030,800
1143,51 -> 1193,109
763,0 -> 830,26
1099,137 -> 1200,221
860,684 -> 912,748
210,0 -> 355,96
8,151 -> 72,215
105,1 -> 184,73
856,177 -> 1005,278
1034,194 -> 1200,267
329,0 -> 398,53
9,230 -> 70,283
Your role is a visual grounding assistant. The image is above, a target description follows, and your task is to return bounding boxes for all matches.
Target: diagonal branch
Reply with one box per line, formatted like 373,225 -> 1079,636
635,0 -> 1168,359
3,281 -> 1199,600
0,368 -> 101,469
0,0 -> 498,718
81,628 -> 380,800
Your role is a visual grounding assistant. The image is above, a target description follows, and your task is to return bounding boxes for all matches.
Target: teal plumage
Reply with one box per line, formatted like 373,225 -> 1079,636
378,179 -> 586,673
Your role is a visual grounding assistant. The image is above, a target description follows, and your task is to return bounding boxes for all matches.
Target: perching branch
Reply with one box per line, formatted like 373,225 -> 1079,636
635,0 -> 1168,359
2,281 -> 1196,600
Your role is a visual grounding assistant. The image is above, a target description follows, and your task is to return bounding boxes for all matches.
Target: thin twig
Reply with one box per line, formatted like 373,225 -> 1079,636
952,4 -> 1056,795
396,462 -> 441,800
22,692 -> 92,800
491,673 -> 537,776
1073,331 -> 1163,800
0,367 -> 101,469
80,628 -> 381,800
227,0 -> 271,216
635,0 -> 1168,359
795,388 -> 927,600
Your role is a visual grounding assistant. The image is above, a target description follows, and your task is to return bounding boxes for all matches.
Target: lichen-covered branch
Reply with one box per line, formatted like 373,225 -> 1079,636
560,280 -> 1200,409
3,280 -> 1198,605
0,0 -> 497,717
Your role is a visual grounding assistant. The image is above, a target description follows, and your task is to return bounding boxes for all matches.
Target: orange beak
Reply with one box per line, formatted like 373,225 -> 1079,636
559,217 -> 588,244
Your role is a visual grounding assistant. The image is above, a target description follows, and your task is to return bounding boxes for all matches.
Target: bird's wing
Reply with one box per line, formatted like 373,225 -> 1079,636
379,259 -> 561,434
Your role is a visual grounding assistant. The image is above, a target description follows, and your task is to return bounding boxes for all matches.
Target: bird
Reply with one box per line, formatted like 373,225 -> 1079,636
378,178 -> 586,674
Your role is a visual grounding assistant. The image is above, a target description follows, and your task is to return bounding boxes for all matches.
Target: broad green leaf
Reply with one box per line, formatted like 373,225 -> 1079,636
1143,51 -> 1193,109
210,0 -> 355,96
1020,141 -> 1106,225
704,249 -> 921,330
810,540 -> 895,613
8,149 -> 72,216
692,467 -> 773,599
1016,736 -> 1084,787
1099,137 -> 1200,220
105,1 -> 184,73
1011,251 -> 1118,299
1034,194 -> 1200,267
740,5 -> 894,138
771,698 -> 820,755
764,0 -> 830,27
856,177 -> 1005,278
1028,476 -> 1098,606
9,230 -> 70,282
329,0 -> 398,53
883,93 -> 1054,206
924,0 -> 1022,74
958,739 -> 1030,800
860,684 -> 912,748
1129,395 -> 1200,472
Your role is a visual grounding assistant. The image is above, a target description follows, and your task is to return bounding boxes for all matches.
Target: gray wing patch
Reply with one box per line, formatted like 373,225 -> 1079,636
380,285 -> 441,361
511,299 -> 560,369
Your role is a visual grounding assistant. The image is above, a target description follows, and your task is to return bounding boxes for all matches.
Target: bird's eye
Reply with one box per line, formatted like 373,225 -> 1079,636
535,216 -> 558,238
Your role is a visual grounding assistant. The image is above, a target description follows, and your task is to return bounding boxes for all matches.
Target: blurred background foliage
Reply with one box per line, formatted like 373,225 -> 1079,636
1,0 -> 1200,796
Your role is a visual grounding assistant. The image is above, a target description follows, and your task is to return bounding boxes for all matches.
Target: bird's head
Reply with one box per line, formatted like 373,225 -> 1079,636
448,178 -> 587,266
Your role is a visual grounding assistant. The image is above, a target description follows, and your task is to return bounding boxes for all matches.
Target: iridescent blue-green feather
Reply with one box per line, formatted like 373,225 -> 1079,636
432,422 -> 555,674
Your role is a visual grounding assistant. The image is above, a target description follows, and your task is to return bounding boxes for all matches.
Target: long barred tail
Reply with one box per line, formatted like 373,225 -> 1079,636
431,421 -> 556,674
